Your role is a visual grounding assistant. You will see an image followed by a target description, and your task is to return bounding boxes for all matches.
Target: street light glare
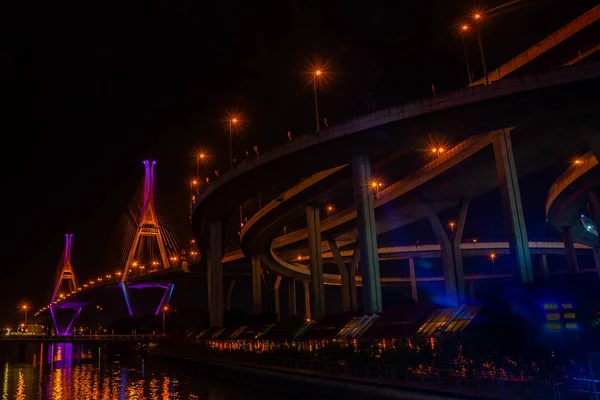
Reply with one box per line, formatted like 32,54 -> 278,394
474,13 -> 481,20
315,69 -> 322,76
231,118 -> 238,124
462,24 -> 469,31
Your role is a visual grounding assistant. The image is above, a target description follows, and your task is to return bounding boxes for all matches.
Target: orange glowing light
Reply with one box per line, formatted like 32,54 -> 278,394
474,13 -> 481,20
573,159 -> 582,165
315,69 -> 322,76
231,118 -> 238,124
490,253 -> 496,259
461,24 -> 469,31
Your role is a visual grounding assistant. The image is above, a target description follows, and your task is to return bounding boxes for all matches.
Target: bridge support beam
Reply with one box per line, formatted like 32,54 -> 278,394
306,205 -> 325,320
426,204 -> 458,307
562,227 -> 579,274
408,258 -> 418,302
251,255 -> 262,314
540,254 -> 549,282
352,154 -> 383,315
206,219 -> 224,327
303,280 -> 311,320
273,276 -> 282,321
328,240 -> 359,313
452,200 -> 469,304
492,129 -> 534,283
226,276 -> 237,311
287,279 -> 297,317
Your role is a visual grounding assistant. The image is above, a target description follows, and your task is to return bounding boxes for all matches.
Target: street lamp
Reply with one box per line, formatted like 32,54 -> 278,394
326,205 -> 333,219
229,118 -> 238,171
314,69 -> 323,133
196,152 -> 207,177
460,24 -> 473,84
490,253 -> 496,273
21,304 -> 29,328
473,12 -> 489,85
449,221 -> 456,233
162,305 -> 169,334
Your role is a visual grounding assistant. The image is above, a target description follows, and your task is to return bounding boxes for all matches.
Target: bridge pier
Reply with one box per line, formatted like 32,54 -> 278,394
307,205 -> 325,320
352,154 -> 383,315
562,227 -> 580,274
426,204 -> 458,306
408,258 -> 418,302
302,280 -> 311,320
206,219 -> 224,327
540,254 -> 550,282
328,240 -> 359,312
273,276 -> 282,320
452,200 -> 469,304
287,278 -> 297,317
251,255 -> 262,314
492,129 -> 534,283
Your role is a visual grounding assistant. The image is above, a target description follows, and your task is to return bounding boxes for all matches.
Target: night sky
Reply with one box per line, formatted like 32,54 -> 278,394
2,0 -> 598,323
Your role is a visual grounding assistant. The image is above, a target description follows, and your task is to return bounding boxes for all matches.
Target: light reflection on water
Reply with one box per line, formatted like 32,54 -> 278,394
0,343 -> 265,400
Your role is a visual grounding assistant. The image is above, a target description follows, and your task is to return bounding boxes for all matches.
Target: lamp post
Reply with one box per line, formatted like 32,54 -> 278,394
229,118 -> 238,171
490,253 -> 496,274
162,305 -> 168,334
22,305 -> 28,329
314,70 -> 322,133
460,24 -> 473,84
196,152 -> 206,177
449,221 -> 456,233
473,13 -> 489,85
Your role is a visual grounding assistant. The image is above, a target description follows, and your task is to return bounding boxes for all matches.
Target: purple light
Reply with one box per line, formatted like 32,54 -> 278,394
50,305 -> 82,336
49,306 -> 62,336
154,284 -> 175,316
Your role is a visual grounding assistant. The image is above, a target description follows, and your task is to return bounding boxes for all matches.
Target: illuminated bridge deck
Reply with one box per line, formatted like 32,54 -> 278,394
0,335 -> 161,343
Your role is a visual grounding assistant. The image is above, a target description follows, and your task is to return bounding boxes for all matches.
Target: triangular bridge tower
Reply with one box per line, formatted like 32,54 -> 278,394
120,159 -> 179,317
49,233 -> 82,336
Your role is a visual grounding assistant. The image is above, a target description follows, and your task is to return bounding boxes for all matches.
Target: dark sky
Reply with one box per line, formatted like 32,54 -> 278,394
1,0 -> 598,321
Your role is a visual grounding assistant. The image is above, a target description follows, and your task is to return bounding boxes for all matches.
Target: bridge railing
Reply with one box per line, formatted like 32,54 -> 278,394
0,334 -> 161,341
156,347 -> 596,400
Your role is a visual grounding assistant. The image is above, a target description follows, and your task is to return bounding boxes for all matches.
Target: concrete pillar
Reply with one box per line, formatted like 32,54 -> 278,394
593,248 -> 600,278
562,227 -> 579,274
348,244 -> 359,312
352,154 -> 383,315
302,280 -> 311,320
408,258 -> 418,302
328,240 -> 351,312
590,191 -> 600,247
540,254 -> 549,282
426,204 -> 458,306
273,276 -> 282,321
206,219 -> 223,327
251,255 -> 262,314
452,200 -> 469,304
492,129 -> 534,283
306,205 -> 325,320
226,276 -> 237,311
287,279 -> 297,317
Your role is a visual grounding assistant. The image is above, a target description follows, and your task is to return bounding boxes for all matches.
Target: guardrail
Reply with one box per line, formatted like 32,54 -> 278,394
0,334 -> 161,341
157,348 -> 600,400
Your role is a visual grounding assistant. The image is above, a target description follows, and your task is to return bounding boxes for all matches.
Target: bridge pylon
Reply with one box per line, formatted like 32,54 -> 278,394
49,233 -> 82,336
120,159 -> 180,317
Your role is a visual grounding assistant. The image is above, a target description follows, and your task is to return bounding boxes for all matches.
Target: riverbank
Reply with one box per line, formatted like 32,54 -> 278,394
149,346 -> 533,400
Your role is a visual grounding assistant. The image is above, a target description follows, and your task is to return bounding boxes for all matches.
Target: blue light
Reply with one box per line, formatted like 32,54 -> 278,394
120,282 -> 133,316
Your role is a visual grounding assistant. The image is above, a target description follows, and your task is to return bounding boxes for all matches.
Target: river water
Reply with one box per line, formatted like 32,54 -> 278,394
0,343 -> 358,400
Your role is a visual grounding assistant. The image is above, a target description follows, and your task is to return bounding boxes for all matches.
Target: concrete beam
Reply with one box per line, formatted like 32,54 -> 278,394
251,255 -> 262,314
206,219 -> 223,327
471,4 -> 600,85
452,200 -> 469,303
273,276 -> 282,321
426,204 -> 458,306
303,280 -> 311,320
563,43 -> 600,66
307,205 -> 325,320
493,129 -> 534,283
352,154 -> 383,315
288,279 -> 297,317
563,227 -> 580,274
408,258 -> 418,302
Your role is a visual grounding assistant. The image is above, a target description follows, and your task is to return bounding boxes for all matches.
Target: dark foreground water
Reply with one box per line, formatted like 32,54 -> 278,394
0,343 -> 364,400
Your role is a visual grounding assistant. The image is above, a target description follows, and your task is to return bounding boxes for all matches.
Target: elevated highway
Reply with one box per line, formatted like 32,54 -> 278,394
193,63 -> 600,325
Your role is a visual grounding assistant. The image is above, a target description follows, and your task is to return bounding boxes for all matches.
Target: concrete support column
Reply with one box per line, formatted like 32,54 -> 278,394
408,258 -> 418,302
302,280 -> 311,320
562,227 -> 579,274
492,129 -> 534,283
287,279 -> 297,317
328,240 -> 359,312
226,276 -> 237,311
251,255 -> 262,314
306,205 -> 325,320
452,200 -> 469,304
206,219 -> 223,327
540,254 -> 549,282
590,191 -> 600,248
352,154 -> 383,315
593,248 -> 600,277
273,276 -> 282,321
426,204 -> 458,306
